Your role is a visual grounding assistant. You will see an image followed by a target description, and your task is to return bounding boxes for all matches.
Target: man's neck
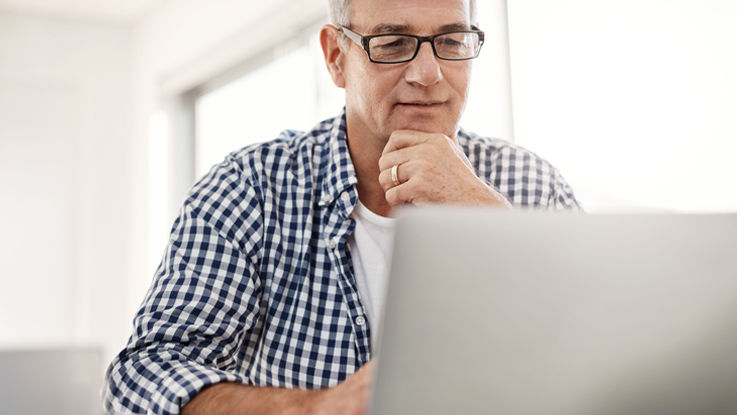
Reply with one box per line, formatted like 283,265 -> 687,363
345,118 -> 393,218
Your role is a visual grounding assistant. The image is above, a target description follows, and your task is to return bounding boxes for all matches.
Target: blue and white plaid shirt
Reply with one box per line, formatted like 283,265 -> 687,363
103,110 -> 580,414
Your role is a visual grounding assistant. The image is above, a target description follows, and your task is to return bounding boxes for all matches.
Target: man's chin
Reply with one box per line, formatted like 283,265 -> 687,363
388,107 -> 458,135
391,119 -> 456,136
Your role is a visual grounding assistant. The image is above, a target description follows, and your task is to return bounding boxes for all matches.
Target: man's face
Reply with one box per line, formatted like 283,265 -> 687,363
341,0 -> 474,142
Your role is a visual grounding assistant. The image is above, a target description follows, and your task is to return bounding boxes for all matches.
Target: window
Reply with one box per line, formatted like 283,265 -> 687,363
195,31 -> 343,178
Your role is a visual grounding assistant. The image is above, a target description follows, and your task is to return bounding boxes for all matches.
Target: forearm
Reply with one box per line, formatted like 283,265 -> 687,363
181,382 -> 322,415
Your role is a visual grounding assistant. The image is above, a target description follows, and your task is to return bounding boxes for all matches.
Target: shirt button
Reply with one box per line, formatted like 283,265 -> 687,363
329,237 -> 338,249
355,316 -> 366,326
341,192 -> 351,203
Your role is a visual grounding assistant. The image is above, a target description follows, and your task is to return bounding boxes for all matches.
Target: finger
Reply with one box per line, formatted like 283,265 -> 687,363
378,145 -> 428,172
378,160 -> 415,191
384,179 -> 418,207
384,182 -> 405,207
378,168 -> 393,192
382,130 -> 438,155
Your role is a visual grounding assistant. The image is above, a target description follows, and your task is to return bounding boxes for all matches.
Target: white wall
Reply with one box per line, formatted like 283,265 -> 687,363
508,0 -> 737,211
0,12 -> 134,358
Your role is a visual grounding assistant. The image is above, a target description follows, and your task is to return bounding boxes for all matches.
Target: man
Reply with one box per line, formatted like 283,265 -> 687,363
104,0 -> 580,413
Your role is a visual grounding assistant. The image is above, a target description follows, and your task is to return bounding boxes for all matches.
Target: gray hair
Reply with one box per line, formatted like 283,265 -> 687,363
328,0 -> 478,27
328,0 -> 352,27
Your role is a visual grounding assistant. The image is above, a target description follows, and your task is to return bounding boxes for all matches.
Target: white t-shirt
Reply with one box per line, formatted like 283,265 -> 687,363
348,200 -> 396,347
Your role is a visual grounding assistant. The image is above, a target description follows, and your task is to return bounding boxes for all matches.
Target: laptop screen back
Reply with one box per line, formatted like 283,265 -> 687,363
370,210 -> 737,415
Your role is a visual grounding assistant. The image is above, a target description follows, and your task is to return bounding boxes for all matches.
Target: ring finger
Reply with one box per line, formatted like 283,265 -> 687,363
379,161 -> 414,192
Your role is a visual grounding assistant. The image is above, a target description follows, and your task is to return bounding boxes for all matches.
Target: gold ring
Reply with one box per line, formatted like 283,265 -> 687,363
391,164 -> 401,187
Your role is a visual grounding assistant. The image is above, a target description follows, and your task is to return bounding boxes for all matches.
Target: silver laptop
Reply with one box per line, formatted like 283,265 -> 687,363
370,209 -> 737,415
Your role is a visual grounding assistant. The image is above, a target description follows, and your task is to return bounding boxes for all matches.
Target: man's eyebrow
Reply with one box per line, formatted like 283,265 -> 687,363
368,24 -> 411,34
438,23 -> 474,32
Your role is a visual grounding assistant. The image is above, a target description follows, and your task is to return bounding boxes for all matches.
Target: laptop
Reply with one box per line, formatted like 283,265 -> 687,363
0,347 -> 103,415
370,209 -> 737,414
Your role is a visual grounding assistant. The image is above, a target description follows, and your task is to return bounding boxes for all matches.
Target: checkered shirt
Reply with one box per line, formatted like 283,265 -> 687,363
103,110 -> 581,414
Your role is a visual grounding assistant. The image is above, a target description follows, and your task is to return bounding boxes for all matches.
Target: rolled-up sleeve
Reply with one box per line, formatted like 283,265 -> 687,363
103,160 -> 264,414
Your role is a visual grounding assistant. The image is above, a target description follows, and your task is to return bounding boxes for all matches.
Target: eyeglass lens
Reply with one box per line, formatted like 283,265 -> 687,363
368,32 -> 480,62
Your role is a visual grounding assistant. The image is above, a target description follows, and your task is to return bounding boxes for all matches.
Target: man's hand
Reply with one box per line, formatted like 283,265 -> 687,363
378,130 -> 512,208
309,359 -> 376,415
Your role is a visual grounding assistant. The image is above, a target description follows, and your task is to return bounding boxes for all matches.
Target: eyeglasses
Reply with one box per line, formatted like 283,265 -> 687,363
339,26 -> 485,64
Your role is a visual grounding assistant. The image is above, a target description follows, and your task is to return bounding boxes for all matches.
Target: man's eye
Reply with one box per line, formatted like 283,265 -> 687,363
375,37 -> 412,49
438,36 -> 465,48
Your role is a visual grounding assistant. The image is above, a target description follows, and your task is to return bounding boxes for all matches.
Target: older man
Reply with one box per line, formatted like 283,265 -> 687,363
104,0 -> 579,413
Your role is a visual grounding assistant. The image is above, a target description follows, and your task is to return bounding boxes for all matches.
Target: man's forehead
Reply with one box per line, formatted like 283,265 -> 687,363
349,0 -> 472,33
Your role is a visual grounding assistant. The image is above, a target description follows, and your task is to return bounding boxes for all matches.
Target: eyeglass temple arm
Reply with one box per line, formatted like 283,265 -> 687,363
338,26 -> 367,50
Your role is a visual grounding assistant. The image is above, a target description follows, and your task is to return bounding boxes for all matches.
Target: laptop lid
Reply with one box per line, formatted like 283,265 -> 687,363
370,209 -> 737,414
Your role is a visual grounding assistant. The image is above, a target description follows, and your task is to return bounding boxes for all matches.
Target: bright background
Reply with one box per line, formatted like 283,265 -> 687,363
0,0 -> 735,380
509,0 -> 737,212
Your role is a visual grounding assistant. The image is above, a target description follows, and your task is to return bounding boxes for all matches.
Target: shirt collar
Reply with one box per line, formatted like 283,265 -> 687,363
319,109 -> 358,209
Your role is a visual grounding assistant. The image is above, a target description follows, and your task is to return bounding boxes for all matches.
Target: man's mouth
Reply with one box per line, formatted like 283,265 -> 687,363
397,101 -> 445,107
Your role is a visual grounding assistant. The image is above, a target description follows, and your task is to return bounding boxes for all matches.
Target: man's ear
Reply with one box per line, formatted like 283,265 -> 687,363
320,25 -> 347,89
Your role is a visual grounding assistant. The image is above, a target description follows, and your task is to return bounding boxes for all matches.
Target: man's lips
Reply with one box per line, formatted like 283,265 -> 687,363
396,101 -> 445,107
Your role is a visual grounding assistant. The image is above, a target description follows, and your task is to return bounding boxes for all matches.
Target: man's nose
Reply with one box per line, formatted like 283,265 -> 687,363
404,41 -> 442,87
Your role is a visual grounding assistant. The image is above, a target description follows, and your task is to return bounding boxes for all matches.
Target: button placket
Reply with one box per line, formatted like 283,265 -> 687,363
321,201 -> 371,363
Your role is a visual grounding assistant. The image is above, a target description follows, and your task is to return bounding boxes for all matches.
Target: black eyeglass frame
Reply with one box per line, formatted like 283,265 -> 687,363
338,25 -> 485,64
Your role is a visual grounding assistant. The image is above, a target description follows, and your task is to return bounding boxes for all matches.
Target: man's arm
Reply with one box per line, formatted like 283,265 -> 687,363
103,161 -> 267,414
181,383 -> 314,415
103,158 -> 375,414
181,360 -> 375,415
